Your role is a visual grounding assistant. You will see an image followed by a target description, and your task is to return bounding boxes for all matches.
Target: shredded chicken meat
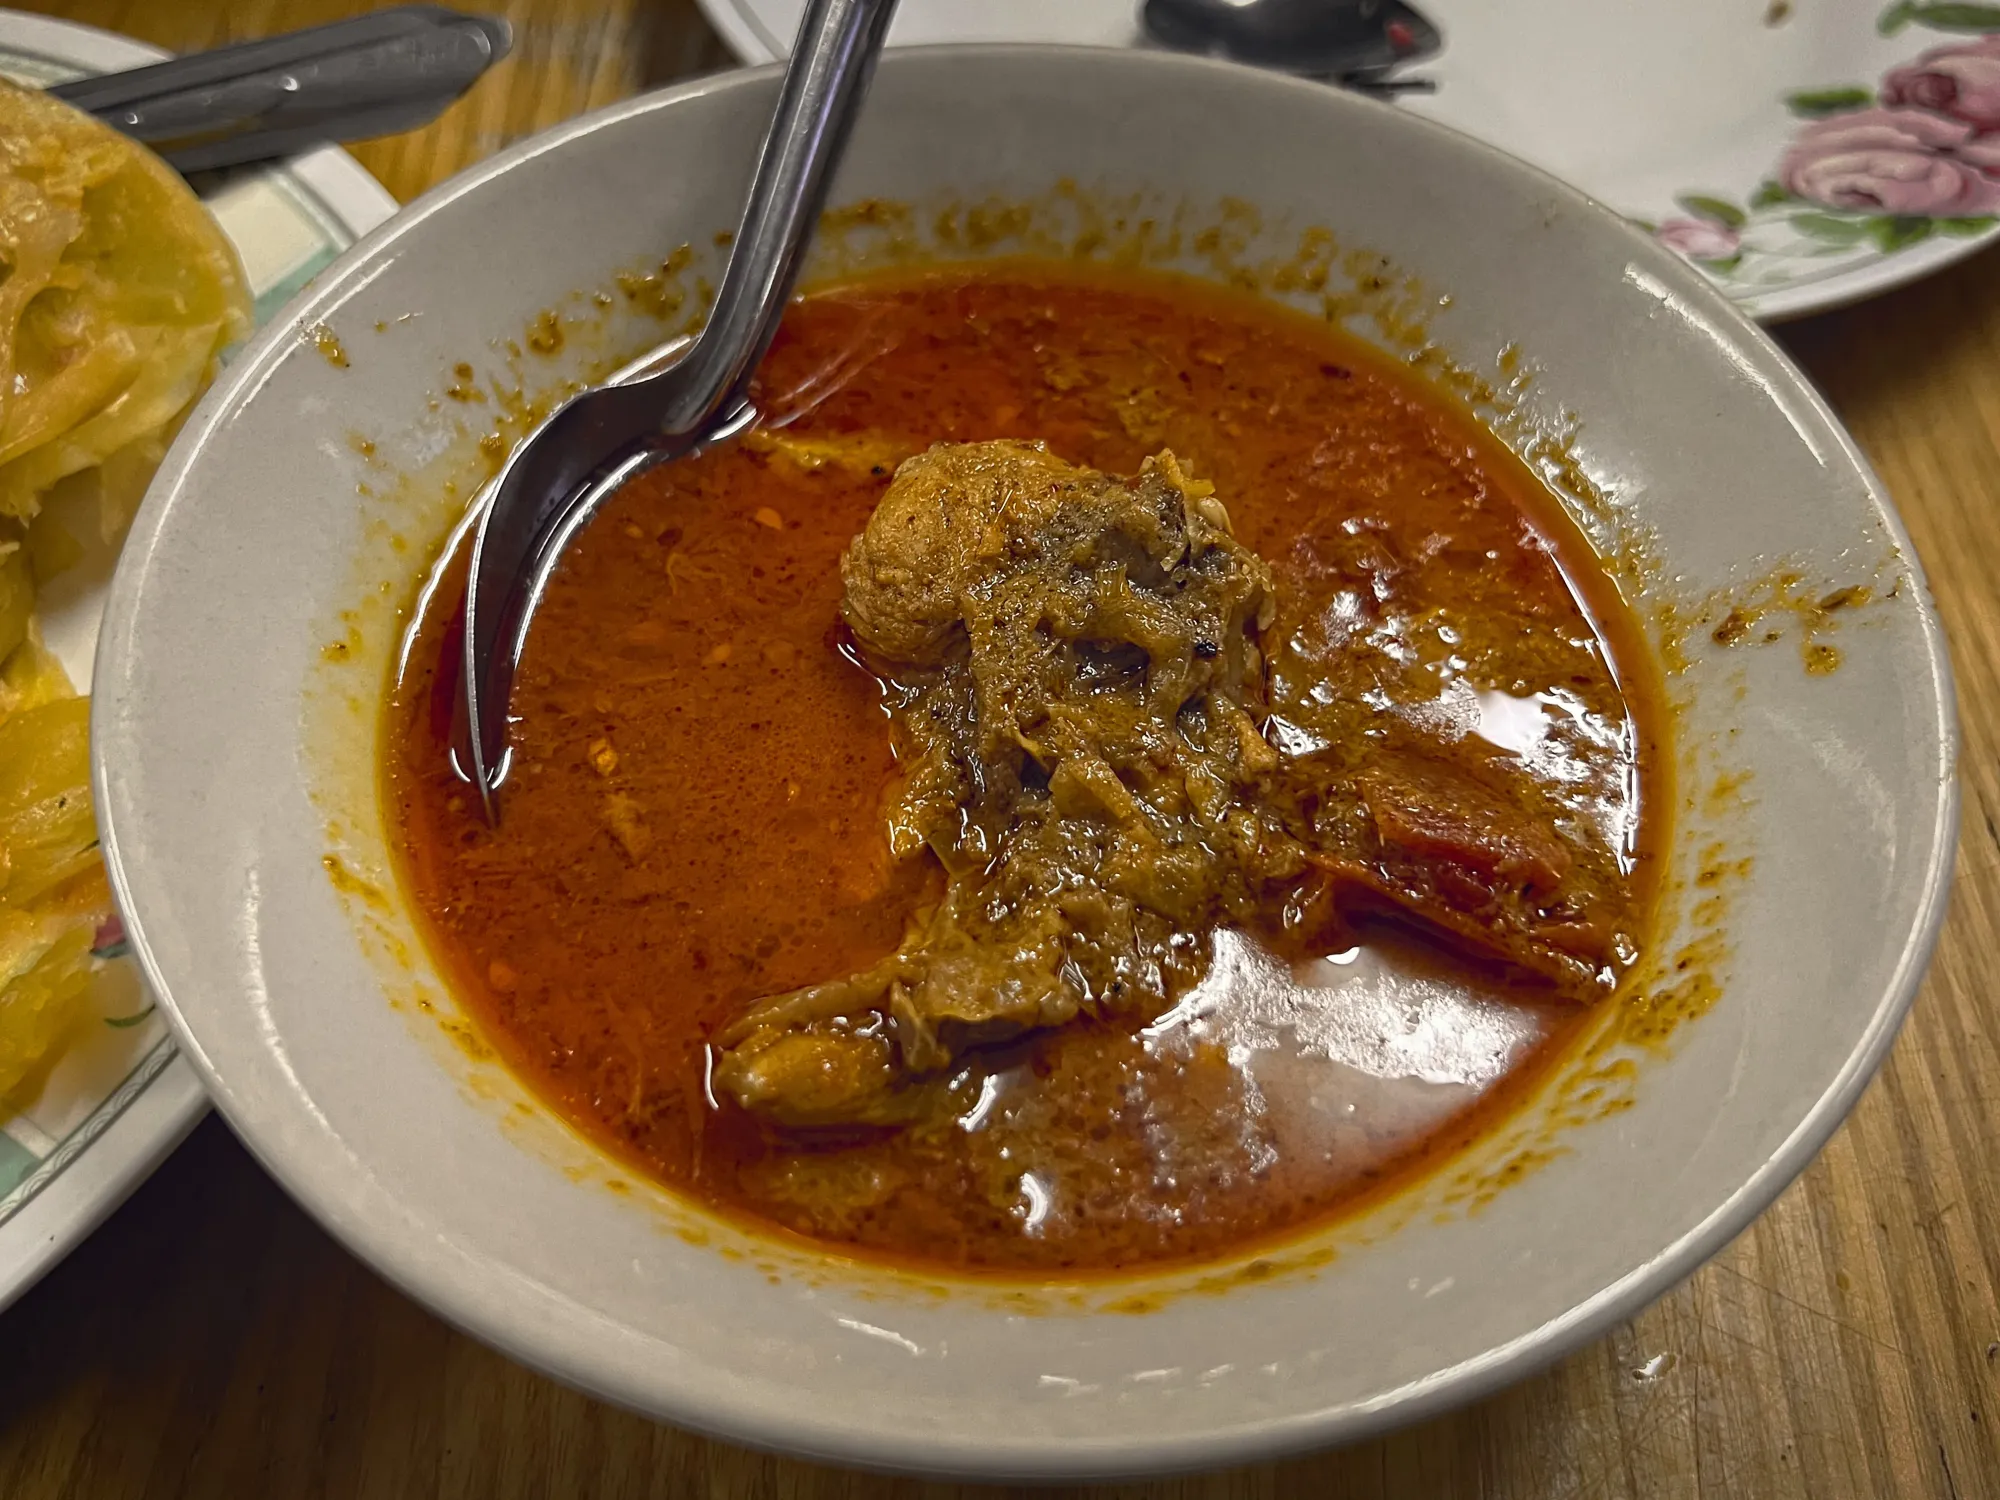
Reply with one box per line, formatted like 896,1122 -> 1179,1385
711,440 -> 1633,1130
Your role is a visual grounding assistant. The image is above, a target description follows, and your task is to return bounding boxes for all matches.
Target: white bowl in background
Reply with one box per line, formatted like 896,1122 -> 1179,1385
91,48 -> 1955,1479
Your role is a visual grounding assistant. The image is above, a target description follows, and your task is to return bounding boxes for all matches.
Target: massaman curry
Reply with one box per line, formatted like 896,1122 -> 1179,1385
385,262 -> 1665,1275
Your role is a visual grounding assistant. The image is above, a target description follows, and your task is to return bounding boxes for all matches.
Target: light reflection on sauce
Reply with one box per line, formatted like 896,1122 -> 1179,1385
962,928 -> 1559,1251
1019,1172 -> 1055,1236
1473,686 -> 1553,757
1189,929 -> 1543,1089
1183,929 -> 1548,1175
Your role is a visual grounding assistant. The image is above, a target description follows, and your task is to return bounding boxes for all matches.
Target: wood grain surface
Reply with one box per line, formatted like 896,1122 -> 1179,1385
4,1 -> 1998,1495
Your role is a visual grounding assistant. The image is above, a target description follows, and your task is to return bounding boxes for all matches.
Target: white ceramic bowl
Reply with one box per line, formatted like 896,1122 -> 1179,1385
92,48 -> 1956,1478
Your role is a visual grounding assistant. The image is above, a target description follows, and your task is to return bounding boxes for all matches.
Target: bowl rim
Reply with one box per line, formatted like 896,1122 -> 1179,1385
93,42 -> 1960,1478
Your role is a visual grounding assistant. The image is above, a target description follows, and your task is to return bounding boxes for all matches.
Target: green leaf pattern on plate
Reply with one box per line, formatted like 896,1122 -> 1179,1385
1676,193 -> 1748,228
1791,211 -> 1876,243
1880,1 -> 2000,36
1784,86 -> 1876,116
1655,9 -> 2000,289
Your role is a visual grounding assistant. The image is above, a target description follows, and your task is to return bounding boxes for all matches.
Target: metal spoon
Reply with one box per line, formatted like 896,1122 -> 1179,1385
459,0 -> 897,817
1141,0 -> 1442,93
50,5 -> 511,173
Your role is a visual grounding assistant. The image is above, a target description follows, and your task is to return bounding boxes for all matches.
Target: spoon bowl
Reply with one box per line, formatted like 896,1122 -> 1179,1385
1141,0 -> 1441,83
458,0 -> 895,813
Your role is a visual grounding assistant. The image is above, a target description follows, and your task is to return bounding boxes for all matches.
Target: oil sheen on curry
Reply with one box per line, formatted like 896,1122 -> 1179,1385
386,262 -> 1666,1275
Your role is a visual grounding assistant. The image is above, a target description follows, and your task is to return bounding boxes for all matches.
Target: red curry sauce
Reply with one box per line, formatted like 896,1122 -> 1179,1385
385,262 -> 1665,1274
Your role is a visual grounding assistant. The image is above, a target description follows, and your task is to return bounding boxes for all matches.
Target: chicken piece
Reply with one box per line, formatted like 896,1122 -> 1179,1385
842,441 -> 1281,863
742,427 -> 913,478
1359,759 -> 1572,898
717,1026 -> 911,1129
712,441 -> 1293,1128
1293,750 -> 1623,998
840,440 -> 1111,665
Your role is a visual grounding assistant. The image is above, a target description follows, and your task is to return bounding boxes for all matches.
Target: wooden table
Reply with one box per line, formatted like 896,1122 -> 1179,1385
5,2 -> 1999,1495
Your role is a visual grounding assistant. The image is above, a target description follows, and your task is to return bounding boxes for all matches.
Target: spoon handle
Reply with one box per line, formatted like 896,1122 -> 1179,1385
657,0 -> 899,436
48,5 -> 510,174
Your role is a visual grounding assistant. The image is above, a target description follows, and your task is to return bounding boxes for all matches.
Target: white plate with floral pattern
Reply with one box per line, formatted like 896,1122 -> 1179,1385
697,0 -> 2000,320
0,10 -> 395,1314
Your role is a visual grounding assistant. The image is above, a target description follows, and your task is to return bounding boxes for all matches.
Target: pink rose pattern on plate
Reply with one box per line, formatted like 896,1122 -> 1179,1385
1780,107 -> 2000,216
1882,34 -> 2000,131
1655,216 -> 1744,262
1656,6 -> 2000,283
